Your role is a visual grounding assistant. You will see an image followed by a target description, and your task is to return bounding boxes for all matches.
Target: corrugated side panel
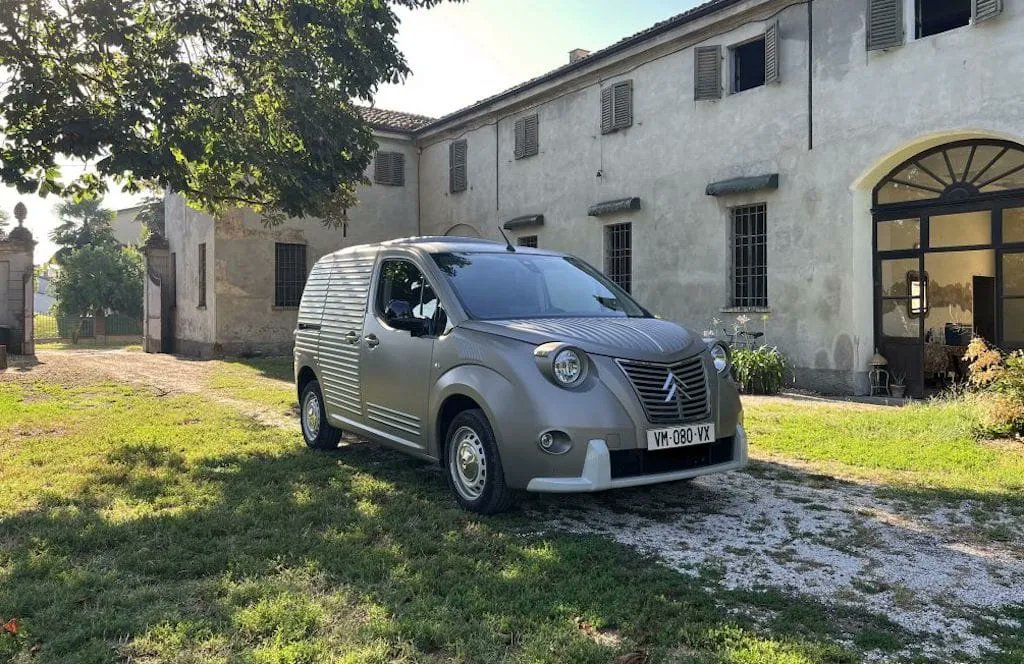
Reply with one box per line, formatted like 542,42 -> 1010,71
319,252 -> 376,418
295,258 -> 332,356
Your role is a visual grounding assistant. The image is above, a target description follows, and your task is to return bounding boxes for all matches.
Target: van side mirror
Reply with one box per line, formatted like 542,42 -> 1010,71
385,299 -> 429,335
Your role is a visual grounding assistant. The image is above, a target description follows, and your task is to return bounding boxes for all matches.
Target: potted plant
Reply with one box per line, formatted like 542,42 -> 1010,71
890,372 -> 907,398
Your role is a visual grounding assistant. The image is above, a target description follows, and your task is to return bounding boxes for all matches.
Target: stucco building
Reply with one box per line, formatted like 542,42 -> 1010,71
153,0 -> 1022,396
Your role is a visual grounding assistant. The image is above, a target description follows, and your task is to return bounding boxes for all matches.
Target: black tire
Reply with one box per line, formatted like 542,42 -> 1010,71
444,409 -> 518,514
300,380 -> 342,450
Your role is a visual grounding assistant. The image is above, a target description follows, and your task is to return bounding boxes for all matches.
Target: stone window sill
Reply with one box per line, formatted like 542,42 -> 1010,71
719,306 -> 772,314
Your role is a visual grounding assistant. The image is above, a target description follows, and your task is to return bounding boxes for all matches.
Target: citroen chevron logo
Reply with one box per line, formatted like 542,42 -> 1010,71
662,372 -> 692,402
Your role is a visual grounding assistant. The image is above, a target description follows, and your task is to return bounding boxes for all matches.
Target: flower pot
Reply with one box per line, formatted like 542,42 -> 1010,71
891,385 -> 906,398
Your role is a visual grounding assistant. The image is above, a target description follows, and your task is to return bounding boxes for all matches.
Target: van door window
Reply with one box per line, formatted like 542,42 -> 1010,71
377,260 -> 441,330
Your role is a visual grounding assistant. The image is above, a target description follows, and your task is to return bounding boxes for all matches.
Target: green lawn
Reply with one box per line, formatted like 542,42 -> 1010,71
2,368 -> 1022,662
744,398 -> 1024,508
1,378 -> 881,664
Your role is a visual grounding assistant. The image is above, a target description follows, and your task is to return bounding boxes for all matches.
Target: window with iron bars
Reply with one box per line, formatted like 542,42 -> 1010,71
517,235 -> 538,248
731,204 -> 768,308
274,243 -> 307,308
604,222 -> 632,293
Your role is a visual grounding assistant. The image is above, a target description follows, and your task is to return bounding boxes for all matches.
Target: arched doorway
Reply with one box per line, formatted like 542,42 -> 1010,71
873,139 -> 1024,396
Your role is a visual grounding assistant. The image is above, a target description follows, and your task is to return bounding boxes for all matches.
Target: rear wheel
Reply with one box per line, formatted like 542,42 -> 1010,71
300,380 -> 342,450
445,409 -> 517,514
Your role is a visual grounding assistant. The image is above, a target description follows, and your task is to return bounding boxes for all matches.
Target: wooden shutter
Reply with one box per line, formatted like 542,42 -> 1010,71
973,0 -> 1003,22
514,118 -> 526,159
694,46 -> 722,100
391,152 -> 405,186
373,152 -> 404,186
764,21 -> 780,84
612,81 -> 633,130
600,87 -> 614,134
524,114 -> 539,157
449,140 -> 467,193
374,151 -> 391,185
866,0 -> 903,51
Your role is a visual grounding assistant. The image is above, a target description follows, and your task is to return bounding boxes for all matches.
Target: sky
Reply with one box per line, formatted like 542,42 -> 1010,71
1,0 -> 701,263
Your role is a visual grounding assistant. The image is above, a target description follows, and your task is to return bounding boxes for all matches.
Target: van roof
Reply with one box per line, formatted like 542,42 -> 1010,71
328,236 -> 560,257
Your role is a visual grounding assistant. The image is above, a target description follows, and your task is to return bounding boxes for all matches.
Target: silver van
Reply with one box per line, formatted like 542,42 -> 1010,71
294,237 -> 746,513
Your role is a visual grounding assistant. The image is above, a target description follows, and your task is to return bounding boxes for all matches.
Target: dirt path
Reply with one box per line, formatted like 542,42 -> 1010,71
4,348 -> 296,428
6,349 -> 1022,661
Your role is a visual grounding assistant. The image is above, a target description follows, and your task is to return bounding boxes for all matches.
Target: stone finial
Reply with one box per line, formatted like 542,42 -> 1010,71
13,201 -> 26,225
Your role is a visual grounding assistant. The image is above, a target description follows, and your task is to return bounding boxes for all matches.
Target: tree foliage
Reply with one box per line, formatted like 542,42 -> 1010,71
49,198 -> 118,264
53,244 -> 144,328
0,0 -> 452,222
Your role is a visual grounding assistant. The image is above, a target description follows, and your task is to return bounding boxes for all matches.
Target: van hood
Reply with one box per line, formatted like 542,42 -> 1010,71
460,317 -> 703,362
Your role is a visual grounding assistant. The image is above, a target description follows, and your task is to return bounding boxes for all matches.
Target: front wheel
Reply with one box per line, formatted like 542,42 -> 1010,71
445,409 -> 517,514
300,379 -> 342,450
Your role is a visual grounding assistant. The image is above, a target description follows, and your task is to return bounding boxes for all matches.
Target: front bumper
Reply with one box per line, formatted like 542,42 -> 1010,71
525,425 -> 747,492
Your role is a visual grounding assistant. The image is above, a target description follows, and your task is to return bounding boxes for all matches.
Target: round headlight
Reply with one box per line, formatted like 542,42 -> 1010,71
553,348 -> 583,385
710,343 -> 730,374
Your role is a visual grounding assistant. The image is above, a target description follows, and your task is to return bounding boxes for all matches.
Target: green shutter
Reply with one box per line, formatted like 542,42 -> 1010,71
973,0 -> 1003,22
449,140 -> 467,193
600,87 -> 614,134
514,118 -> 526,159
866,0 -> 903,51
764,21 -> 780,84
373,151 -> 390,185
694,46 -> 722,100
391,152 -> 405,186
524,114 -> 539,157
612,81 -> 633,130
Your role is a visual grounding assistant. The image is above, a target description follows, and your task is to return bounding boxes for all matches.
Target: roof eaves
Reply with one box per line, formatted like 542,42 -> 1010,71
413,0 -> 747,135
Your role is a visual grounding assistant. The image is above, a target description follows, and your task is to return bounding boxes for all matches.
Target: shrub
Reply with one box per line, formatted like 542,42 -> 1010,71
731,345 -> 787,395
964,337 -> 1024,437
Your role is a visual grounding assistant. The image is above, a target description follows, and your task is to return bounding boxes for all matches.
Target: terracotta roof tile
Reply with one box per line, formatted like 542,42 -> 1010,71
359,106 -> 435,133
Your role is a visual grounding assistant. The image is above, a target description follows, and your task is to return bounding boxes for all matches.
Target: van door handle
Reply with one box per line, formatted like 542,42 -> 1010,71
364,334 -> 380,349
344,331 -> 359,345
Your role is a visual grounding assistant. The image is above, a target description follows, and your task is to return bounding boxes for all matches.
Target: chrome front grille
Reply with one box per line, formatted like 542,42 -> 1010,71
617,355 -> 711,424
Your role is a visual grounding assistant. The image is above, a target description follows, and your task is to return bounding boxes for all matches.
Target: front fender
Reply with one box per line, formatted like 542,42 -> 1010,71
428,364 -> 515,459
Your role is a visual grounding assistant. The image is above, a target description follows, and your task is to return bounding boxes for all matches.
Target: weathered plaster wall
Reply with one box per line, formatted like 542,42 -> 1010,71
164,193 -> 217,356
417,0 -> 1024,393
211,134 -> 420,355
0,236 -> 34,354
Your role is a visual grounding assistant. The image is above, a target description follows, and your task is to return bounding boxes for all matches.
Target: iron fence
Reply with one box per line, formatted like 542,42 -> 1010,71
33,313 -> 140,340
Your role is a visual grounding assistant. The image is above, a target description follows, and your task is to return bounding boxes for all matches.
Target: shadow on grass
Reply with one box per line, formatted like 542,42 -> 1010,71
0,432 -> 896,664
216,355 -> 294,382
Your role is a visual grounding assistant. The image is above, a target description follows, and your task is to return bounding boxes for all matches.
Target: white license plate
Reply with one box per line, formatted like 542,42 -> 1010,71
646,423 -> 715,451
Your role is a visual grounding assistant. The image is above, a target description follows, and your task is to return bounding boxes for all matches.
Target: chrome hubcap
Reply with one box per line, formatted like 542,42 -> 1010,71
303,392 -> 321,440
449,426 -> 486,500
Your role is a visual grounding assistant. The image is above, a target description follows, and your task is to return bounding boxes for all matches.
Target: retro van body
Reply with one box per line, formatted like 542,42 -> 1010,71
294,237 -> 746,513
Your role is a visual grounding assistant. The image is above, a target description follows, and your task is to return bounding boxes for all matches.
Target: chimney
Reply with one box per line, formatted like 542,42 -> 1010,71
569,48 -> 591,64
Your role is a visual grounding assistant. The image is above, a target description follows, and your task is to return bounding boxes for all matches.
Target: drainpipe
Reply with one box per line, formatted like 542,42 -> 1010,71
416,145 -> 422,235
807,0 -> 814,151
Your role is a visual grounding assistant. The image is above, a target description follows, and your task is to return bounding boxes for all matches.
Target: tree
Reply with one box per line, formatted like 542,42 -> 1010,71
52,245 -> 144,341
0,0 -> 453,223
49,198 -> 118,264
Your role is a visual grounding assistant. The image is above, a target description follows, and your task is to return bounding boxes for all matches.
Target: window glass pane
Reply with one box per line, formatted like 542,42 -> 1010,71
1002,298 -> 1024,342
877,218 -> 920,250
944,146 -> 974,181
923,250 -> 994,340
880,258 -> 918,297
979,150 -> 1024,192
1003,208 -> 1024,244
966,145 -> 1008,183
914,153 -> 954,187
378,261 -> 436,321
876,181 -> 938,205
929,210 -> 991,248
881,299 -> 917,337
1002,253 -> 1024,296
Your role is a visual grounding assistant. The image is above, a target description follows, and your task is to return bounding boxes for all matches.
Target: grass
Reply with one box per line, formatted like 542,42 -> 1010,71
744,398 -> 1024,505
208,356 -> 296,411
0,378 -> 889,664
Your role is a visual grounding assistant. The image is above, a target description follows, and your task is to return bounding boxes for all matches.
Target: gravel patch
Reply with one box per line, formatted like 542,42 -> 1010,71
542,468 -> 1023,661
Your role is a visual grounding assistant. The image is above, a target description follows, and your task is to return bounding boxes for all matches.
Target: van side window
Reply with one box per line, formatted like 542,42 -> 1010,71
377,259 -> 440,323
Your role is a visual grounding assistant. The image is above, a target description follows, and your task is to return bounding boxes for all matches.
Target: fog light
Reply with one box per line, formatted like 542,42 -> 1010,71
537,430 -> 571,455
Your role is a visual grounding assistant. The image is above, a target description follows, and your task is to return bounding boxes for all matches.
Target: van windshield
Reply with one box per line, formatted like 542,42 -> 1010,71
431,252 -> 650,320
